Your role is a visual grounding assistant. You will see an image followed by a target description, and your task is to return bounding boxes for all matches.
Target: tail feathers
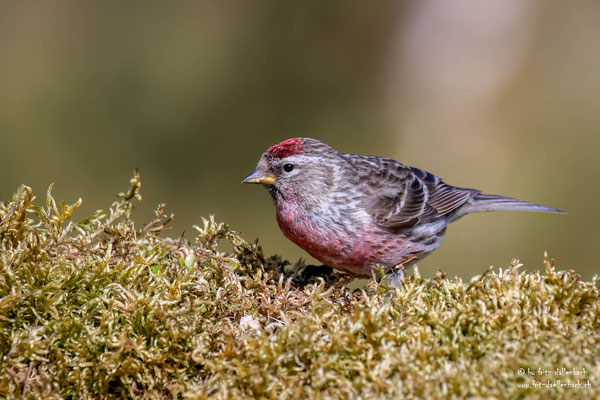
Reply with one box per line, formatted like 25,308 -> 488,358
461,194 -> 566,215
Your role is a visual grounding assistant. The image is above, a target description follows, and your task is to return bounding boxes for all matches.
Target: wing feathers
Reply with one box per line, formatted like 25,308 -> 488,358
363,164 -> 477,229
428,184 -> 476,215
350,157 -> 561,230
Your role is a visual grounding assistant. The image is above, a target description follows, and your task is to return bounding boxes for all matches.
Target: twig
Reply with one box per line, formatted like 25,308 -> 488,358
22,362 -> 33,400
0,184 -> 25,228
467,265 -> 495,291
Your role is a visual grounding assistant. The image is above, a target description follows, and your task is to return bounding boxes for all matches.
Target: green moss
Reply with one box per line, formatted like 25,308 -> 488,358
0,171 -> 598,399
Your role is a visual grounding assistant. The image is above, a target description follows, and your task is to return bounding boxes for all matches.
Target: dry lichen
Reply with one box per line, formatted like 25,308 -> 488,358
0,171 -> 598,399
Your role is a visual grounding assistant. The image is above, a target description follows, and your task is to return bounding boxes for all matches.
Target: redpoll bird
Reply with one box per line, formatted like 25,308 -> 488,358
242,138 -> 564,286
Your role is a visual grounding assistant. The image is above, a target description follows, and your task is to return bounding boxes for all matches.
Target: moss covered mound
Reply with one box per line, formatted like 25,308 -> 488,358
1,172 -> 598,399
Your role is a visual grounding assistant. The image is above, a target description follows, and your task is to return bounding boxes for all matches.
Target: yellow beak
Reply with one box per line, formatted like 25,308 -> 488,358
241,169 -> 277,185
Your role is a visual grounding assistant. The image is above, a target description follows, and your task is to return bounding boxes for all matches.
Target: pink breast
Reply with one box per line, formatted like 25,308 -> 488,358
274,208 -> 390,273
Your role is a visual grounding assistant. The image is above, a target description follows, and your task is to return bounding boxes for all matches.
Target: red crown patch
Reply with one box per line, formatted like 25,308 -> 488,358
267,138 -> 304,159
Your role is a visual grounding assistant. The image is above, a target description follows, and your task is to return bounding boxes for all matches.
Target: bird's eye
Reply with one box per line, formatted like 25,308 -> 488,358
283,163 -> 294,173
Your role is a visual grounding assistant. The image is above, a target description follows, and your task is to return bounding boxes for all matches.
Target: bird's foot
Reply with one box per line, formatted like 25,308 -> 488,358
387,264 -> 406,288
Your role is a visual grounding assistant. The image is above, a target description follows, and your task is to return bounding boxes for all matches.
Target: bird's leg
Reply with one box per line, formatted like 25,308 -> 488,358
387,265 -> 405,287
387,257 -> 417,287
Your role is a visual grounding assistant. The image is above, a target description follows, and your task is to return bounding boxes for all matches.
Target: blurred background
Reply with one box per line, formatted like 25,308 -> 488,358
1,1 -> 598,279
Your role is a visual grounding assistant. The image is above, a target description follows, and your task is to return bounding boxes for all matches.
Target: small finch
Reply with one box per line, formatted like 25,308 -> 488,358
242,138 -> 564,286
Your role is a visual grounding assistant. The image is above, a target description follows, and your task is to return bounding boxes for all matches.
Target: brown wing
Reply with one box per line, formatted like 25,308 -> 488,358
362,163 -> 479,229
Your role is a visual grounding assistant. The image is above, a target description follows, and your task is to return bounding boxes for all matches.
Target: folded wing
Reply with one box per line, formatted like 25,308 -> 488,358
363,164 -> 479,229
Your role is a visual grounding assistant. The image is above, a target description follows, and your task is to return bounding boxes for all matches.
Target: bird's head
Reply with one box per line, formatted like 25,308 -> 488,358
242,138 -> 340,207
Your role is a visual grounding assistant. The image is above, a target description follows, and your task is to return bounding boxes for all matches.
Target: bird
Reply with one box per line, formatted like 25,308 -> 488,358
242,138 -> 564,286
